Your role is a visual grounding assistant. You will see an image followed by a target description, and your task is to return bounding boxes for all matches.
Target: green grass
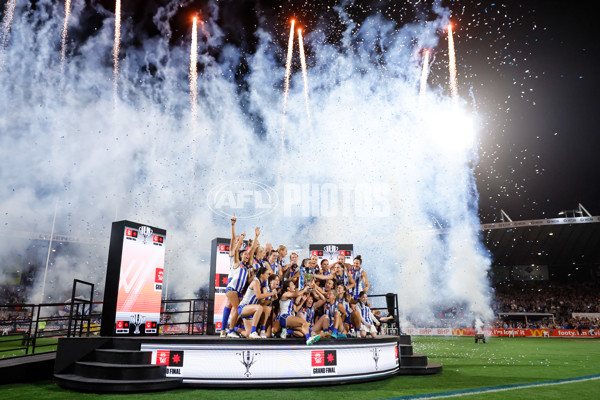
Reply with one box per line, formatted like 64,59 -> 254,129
1,336 -> 599,399
0,335 -> 58,358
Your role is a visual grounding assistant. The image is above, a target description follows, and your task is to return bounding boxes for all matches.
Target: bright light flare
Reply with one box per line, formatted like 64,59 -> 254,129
429,109 -> 476,155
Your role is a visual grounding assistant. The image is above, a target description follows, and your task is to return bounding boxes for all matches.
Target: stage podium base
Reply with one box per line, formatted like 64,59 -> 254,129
54,335 -> 441,392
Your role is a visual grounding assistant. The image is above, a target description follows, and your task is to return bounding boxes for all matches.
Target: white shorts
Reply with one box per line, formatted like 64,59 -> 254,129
360,324 -> 377,335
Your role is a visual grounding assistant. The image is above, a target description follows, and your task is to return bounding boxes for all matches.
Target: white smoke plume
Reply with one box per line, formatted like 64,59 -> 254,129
0,0 -> 493,326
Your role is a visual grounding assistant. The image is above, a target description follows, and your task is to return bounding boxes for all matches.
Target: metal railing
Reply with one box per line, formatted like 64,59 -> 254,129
66,279 -> 95,338
160,298 -> 208,335
368,292 -> 400,336
1,284 -> 393,360
0,298 -> 209,359
0,301 -> 89,358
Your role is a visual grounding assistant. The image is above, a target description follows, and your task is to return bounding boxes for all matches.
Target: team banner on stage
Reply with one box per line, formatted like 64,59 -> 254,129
101,221 -> 166,336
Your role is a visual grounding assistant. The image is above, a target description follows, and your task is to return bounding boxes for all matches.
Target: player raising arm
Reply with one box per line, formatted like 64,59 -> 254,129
225,231 -> 249,338
220,216 -> 239,337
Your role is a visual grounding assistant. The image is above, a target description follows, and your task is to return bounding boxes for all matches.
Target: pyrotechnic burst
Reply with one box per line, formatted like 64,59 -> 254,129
112,0 -> 122,104
0,0 -> 17,68
190,17 -> 198,127
0,0 -> 16,49
60,0 -> 72,73
447,24 -> 458,101
0,1 -> 504,326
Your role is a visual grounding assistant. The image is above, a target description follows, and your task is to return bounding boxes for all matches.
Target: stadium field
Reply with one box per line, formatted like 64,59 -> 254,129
1,336 -> 598,399
0,335 -> 58,359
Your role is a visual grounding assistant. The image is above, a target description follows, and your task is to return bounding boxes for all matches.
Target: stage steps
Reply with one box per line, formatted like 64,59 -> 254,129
397,335 -> 443,375
54,342 -> 182,393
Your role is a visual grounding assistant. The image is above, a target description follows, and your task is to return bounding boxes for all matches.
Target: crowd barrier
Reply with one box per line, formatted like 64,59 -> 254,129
403,327 -> 599,338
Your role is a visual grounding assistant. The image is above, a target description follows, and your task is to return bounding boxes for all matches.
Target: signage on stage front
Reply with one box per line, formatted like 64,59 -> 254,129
141,341 -> 399,383
101,220 -> 166,336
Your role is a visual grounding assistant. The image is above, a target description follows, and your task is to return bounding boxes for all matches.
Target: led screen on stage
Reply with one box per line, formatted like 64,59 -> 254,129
101,221 -> 166,336
211,239 -> 232,333
114,226 -> 165,334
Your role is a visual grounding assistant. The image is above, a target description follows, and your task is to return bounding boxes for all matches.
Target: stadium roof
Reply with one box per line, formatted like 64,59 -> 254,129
480,216 -> 600,267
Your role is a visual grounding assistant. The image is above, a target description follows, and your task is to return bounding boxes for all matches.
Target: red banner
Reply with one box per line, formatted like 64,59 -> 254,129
404,327 -> 599,338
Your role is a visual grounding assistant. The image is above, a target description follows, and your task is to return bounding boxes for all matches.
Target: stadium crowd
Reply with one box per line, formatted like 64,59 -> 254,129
493,281 -> 600,315
0,284 -> 25,305
490,281 -> 600,330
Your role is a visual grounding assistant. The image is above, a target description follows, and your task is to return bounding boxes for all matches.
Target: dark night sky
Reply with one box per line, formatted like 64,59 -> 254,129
99,0 -> 600,223
448,0 -> 600,222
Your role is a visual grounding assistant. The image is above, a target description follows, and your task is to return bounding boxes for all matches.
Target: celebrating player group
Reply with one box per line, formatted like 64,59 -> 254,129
220,216 -> 382,345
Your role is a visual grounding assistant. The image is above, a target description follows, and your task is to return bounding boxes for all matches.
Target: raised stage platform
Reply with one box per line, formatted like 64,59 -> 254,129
54,335 -> 442,393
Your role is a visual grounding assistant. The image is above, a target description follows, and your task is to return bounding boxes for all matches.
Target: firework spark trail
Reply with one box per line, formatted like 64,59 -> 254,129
448,24 -> 458,101
1,0 -> 16,49
112,0 -> 122,104
60,0 -> 72,73
0,0 -> 17,69
281,19 -> 295,134
190,17 -> 198,126
419,50 -> 430,102
298,28 -> 313,139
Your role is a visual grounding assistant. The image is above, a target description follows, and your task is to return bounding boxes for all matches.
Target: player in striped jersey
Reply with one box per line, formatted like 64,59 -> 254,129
330,253 -> 352,273
220,215 -> 239,337
297,285 -> 326,329
282,252 -> 299,282
357,291 -> 380,338
332,282 -> 353,338
265,250 -> 282,281
237,267 -> 274,339
349,255 -> 370,299
276,245 -> 287,276
312,288 -> 338,337
253,246 -> 266,271
313,259 -> 334,289
331,262 -> 355,294
278,280 -> 320,345
258,273 -> 280,338
225,228 -> 260,338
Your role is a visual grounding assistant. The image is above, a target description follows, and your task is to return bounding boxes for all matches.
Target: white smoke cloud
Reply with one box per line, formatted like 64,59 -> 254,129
0,0 -> 492,326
